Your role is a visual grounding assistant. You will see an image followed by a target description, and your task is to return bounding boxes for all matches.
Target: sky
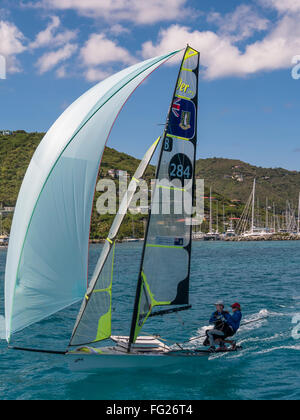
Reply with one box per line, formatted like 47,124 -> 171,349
0,0 -> 300,170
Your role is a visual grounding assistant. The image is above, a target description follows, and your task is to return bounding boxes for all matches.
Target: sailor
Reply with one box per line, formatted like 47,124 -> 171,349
223,303 -> 242,349
204,301 -> 230,352
205,301 -> 242,352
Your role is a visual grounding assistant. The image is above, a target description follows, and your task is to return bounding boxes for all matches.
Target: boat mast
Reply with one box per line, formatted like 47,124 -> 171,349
266,197 -> 268,230
216,200 -> 219,233
251,179 -> 256,234
298,193 -> 300,234
209,187 -> 213,233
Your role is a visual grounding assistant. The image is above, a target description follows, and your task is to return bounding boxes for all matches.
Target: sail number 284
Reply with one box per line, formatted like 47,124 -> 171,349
169,163 -> 191,179
168,153 -> 193,183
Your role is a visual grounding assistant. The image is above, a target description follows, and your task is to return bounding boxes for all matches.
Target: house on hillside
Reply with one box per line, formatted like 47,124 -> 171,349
232,173 -> 244,182
107,169 -> 117,178
3,206 -> 15,213
107,169 -> 130,179
0,130 -> 12,136
0,204 -> 15,213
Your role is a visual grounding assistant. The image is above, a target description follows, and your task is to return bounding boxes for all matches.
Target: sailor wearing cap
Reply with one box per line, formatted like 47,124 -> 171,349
205,301 -> 242,352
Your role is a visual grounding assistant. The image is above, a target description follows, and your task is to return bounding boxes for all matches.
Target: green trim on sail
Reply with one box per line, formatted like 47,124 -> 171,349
133,272 -> 171,342
166,134 -> 190,141
176,94 -> 191,101
143,273 -> 171,307
157,185 -> 186,192
93,240 -> 115,343
146,244 -> 184,249
95,310 -> 112,342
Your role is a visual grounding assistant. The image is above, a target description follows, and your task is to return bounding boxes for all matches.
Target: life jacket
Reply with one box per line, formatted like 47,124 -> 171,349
211,311 -> 230,330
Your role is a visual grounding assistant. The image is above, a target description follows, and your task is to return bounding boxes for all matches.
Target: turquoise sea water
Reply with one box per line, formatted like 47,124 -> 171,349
0,241 -> 299,400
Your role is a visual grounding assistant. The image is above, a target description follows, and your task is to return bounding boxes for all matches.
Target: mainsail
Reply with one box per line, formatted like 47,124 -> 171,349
129,46 -> 200,345
69,137 -> 161,347
3,50 -> 180,343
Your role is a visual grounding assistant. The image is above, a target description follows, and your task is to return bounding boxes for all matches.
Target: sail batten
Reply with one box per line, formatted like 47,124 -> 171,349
4,51 -> 180,343
129,47 -> 200,345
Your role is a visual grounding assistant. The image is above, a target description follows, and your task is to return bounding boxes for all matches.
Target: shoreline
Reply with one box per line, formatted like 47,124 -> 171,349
1,235 -> 300,249
223,234 -> 300,242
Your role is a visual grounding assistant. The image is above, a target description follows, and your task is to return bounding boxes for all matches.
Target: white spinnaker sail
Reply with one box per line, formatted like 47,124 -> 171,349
3,51 -> 180,342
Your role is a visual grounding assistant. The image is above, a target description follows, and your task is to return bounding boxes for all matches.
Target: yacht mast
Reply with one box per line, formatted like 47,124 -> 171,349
251,179 -> 256,234
266,197 -> 268,230
209,187 -> 213,233
298,193 -> 300,234
216,200 -> 219,233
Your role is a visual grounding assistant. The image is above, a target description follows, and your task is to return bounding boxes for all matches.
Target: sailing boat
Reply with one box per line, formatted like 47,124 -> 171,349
239,179 -> 272,237
1,46 -> 230,370
204,187 -> 220,240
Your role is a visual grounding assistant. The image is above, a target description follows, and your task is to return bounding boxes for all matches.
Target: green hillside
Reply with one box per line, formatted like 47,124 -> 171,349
196,158 -> 300,211
1,131 -> 299,237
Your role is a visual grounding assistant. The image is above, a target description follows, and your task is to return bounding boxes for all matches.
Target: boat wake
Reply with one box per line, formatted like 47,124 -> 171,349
256,345 -> 300,355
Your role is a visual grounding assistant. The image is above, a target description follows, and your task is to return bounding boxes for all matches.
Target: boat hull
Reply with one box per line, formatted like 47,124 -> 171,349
67,352 -> 183,371
67,348 -> 241,372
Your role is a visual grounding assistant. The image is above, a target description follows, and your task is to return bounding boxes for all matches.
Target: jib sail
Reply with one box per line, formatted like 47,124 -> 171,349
69,137 -> 161,347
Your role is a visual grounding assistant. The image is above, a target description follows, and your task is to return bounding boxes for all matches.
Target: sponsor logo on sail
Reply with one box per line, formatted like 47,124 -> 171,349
177,78 -> 191,94
180,111 -> 191,131
172,97 -> 181,117
169,97 -> 196,139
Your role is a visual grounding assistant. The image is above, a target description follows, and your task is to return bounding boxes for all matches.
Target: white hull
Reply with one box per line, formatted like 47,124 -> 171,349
67,352 -> 185,372
66,336 -> 213,372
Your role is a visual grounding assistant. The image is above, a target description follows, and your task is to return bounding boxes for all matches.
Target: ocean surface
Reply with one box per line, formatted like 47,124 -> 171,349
0,241 -> 299,400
